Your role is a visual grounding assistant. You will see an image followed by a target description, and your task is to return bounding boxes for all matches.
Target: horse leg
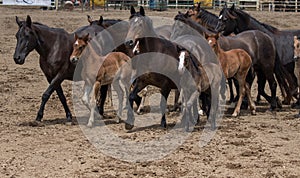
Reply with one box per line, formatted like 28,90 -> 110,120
125,80 -> 147,130
228,78 -> 234,103
97,85 -> 108,117
232,78 -> 240,102
160,88 -> 171,128
185,90 -> 199,131
56,85 -> 72,122
36,85 -> 55,121
170,89 -> 181,112
112,80 -> 124,123
232,74 -> 246,117
82,84 -> 92,110
87,81 -> 101,128
136,87 -> 147,114
245,82 -> 256,115
264,71 -> 278,110
256,71 -> 272,103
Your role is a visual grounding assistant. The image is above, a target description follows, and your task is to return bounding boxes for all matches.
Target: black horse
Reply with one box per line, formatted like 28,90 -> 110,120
13,15 -> 113,123
216,4 -> 298,105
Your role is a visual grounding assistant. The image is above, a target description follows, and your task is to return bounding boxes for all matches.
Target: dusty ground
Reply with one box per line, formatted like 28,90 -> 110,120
0,6 -> 300,178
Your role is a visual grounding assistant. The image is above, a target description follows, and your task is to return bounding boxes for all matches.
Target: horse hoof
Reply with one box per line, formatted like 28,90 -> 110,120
292,102 -> 300,109
87,122 -> 93,128
125,123 -> 134,130
251,110 -> 256,115
232,113 -> 238,117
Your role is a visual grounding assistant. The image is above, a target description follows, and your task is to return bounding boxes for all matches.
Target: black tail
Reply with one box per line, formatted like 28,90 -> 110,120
274,55 -> 297,103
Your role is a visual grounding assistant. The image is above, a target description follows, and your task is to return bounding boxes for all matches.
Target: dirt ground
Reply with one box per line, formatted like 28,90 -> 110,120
1,6 -> 300,178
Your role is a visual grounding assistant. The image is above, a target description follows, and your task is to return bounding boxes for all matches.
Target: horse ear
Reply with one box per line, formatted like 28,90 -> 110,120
26,15 -> 32,28
215,33 -> 220,40
230,3 -> 235,11
74,33 -> 78,40
98,16 -> 103,25
87,15 -> 92,24
16,16 -> 22,27
83,33 -> 90,42
178,11 -> 182,14
130,6 -> 136,15
197,2 -> 201,9
224,2 -> 227,8
140,6 -> 145,16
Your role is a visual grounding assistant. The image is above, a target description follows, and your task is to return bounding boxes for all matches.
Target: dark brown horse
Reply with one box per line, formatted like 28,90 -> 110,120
13,15 -> 110,123
216,4 -> 298,105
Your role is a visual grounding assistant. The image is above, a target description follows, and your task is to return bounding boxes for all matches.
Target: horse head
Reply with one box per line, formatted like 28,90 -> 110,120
70,33 -> 90,63
216,4 -> 250,35
205,33 -> 220,53
14,15 -> 39,65
125,6 -> 155,48
215,4 -> 238,35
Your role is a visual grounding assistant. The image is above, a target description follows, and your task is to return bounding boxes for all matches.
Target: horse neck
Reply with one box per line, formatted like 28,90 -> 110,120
214,41 -> 225,61
198,10 -> 218,30
33,24 -> 72,58
237,14 -> 277,36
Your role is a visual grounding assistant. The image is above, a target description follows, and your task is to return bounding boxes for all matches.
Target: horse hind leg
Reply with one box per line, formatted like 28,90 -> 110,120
112,80 -> 124,123
56,85 -> 72,122
245,82 -> 256,115
160,88 -> 171,128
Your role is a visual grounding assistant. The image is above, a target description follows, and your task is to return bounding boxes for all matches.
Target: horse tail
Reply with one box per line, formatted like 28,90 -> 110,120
274,54 -> 297,103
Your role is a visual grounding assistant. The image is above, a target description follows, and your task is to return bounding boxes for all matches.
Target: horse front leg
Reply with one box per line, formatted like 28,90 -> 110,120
36,85 -> 55,121
160,88 -> 171,128
112,80 -> 124,123
82,83 -> 92,110
56,85 -> 72,122
125,79 -> 147,130
87,81 -> 101,128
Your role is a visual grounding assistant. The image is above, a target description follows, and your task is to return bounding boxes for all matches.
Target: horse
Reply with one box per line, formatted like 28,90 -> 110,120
216,4 -> 298,105
173,12 -> 283,111
205,33 -> 255,116
69,33 -> 131,127
70,33 -> 150,123
13,15 -> 114,123
124,6 -> 185,130
177,47 -> 223,130
169,11 -> 225,130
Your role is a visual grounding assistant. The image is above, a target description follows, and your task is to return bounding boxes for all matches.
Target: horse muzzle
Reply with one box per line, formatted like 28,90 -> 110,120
124,40 -> 135,48
70,57 -> 79,64
13,55 -> 25,65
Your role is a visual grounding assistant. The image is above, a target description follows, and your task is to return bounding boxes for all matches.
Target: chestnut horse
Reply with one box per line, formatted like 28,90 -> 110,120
206,33 -> 255,116
70,33 -> 131,127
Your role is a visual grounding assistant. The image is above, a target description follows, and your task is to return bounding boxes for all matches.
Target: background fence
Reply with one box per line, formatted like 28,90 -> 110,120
1,0 -> 300,12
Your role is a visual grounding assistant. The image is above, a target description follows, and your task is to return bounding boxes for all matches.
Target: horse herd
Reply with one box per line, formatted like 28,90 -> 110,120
13,4 -> 300,131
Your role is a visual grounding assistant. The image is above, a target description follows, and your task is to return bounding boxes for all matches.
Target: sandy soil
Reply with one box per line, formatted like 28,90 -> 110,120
0,6 -> 300,177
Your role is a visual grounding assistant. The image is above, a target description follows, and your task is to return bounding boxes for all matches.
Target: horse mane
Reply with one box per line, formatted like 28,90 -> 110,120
233,8 -> 278,32
174,13 -> 213,35
198,8 -> 219,29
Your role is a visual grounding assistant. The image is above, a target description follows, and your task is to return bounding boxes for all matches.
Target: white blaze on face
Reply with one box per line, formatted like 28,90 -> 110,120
178,51 -> 186,72
134,17 -> 138,23
208,39 -> 212,45
219,15 -> 223,20
133,40 -> 140,54
75,40 -> 79,45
